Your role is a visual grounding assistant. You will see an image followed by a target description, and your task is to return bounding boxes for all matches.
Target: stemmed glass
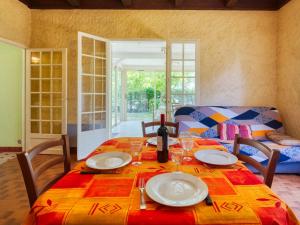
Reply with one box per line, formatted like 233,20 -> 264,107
180,131 -> 194,161
130,141 -> 143,166
170,148 -> 184,172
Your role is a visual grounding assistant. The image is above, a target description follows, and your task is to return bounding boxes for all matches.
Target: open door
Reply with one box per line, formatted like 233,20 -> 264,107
77,32 -> 111,159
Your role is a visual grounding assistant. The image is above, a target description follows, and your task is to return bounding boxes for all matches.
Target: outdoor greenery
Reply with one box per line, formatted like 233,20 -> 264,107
127,71 -> 166,114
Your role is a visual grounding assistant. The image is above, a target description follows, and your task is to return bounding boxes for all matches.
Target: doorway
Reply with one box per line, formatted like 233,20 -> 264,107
111,41 -> 167,137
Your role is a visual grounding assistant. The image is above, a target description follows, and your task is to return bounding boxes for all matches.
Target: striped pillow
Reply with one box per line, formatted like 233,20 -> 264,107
218,124 -> 239,140
218,124 -> 252,140
239,124 -> 252,139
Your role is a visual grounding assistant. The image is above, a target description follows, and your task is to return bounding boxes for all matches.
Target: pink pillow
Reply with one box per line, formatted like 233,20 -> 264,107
239,124 -> 252,139
218,124 -> 252,140
219,124 -> 239,140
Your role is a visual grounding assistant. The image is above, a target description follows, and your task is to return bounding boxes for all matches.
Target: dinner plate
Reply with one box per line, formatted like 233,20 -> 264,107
86,152 -> 132,170
145,172 -> 208,207
194,150 -> 238,166
147,137 -> 179,146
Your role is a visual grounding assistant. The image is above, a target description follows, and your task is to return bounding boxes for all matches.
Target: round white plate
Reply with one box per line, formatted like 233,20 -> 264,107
147,137 -> 179,146
194,150 -> 238,166
86,152 -> 132,170
146,172 -> 208,207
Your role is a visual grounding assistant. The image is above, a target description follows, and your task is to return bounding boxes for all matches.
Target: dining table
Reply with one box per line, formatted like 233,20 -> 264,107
23,137 -> 299,225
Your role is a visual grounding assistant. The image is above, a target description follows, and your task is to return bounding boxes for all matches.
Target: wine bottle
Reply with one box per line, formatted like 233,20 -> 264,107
157,114 -> 169,163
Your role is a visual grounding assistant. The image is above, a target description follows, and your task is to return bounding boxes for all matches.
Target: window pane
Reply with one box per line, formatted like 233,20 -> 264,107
95,95 -> 105,111
53,80 -> 62,92
184,43 -> 195,60
52,121 -> 62,134
171,61 -> 182,77
95,58 -> 106,75
184,95 -> 195,105
31,121 -> 39,133
42,121 -> 51,134
82,75 -> 94,93
31,107 -> 39,120
41,52 -> 51,64
82,37 -> 94,55
171,78 -> 183,94
31,94 -> 40,106
184,78 -> 195,94
95,40 -> 106,57
95,112 -> 106,129
31,80 -> 40,92
41,107 -> 50,120
82,113 -> 94,131
184,61 -> 195,75
42,80 -> 50,92
52,107 -> 62,120
53,93 -> 62,107
53,51 -> 62,64
82,94 -> 93,112
171,95 -> 183,104
31,52 -> 40,64
82,56 -> 94,74
172,43 -> 183,60
53,65 -> 62,78
95,76 -> 106,93
41,66 -> 51,78
31,66 -> 40,78
41,94 -> 50,106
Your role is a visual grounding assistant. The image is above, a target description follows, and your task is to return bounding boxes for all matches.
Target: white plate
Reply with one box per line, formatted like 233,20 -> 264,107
147,137 -> 179,146
146,172 -> 208,207
194,150 -> 238,166
86,152 -> 132,170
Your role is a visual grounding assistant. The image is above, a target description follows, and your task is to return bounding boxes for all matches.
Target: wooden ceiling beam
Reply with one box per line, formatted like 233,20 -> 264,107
66,0 -> 80,7
121,0 -> 132,7
175,0 -> 185,7
224,0 -> 238,8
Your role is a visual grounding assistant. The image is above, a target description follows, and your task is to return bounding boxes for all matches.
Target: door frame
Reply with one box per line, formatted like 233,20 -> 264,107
0,36 -> 26,152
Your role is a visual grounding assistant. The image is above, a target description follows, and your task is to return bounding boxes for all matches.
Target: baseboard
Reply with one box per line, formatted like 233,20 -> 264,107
0,147 -> 22,153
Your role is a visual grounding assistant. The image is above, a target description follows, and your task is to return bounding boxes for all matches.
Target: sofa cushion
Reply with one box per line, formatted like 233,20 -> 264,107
266,131 -> 300,146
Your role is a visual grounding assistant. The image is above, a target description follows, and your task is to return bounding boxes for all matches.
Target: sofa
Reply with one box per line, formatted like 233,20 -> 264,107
174,106 -> 300,174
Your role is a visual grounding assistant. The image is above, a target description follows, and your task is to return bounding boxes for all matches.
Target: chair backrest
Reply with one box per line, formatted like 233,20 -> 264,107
233,134 -> 280,187
141,121 -> 179,138
17,135 -> 71,207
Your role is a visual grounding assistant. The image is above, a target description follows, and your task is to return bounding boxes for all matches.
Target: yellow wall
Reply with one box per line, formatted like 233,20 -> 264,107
0,0 -> 31,46
30,10 -> 278,124
278,0 -> 300,138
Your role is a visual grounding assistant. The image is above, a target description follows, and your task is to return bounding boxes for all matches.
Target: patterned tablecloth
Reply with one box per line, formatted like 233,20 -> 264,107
23,137 -> 299,225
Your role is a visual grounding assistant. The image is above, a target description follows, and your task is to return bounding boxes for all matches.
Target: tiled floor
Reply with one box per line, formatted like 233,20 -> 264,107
0,153 -> 299,225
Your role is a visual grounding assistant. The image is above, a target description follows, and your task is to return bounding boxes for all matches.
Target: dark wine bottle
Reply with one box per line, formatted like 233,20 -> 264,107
157,114 -> 169,163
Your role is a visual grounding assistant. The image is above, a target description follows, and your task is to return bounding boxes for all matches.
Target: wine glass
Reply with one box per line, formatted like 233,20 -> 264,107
130,141 -> 143,166
181,138 -> 194,161
170,148 -> 183,172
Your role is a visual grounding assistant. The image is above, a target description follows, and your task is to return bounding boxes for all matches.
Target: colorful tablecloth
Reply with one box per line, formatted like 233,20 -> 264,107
23,137 -> 299,225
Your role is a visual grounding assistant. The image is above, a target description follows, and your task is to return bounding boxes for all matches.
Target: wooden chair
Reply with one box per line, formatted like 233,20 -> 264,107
17,135 -> 71,207
141,121 -> 179,138
233,134 -> 280,188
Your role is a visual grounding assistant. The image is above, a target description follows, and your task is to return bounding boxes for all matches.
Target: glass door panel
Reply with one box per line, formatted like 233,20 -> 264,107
26,48 -> 67,153
77,32 -> 110,159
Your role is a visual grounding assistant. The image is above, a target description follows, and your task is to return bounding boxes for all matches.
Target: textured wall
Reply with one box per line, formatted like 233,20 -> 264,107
278,0 -> 300,138
30,10 -> 278,124
0,0 -> 31,46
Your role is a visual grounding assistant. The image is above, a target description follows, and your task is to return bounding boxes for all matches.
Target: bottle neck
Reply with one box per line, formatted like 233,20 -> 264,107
160,114 -> 165,126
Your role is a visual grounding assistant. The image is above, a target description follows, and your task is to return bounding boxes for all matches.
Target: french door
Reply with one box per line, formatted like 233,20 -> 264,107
25,49 -> 67,153
77,32 -> 111,159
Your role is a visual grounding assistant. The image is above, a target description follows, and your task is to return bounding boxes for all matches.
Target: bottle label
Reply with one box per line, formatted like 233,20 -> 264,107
157,136 -> 163,151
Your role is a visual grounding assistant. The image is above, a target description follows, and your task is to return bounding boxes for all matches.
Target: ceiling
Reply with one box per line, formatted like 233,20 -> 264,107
19,0 -> 290,10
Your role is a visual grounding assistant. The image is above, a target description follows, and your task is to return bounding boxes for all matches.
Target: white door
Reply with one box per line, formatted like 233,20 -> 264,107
25,49 -> 67,153
77,32 -> 111,159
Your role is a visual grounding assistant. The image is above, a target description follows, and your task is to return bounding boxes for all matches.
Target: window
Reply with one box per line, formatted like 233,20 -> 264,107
170,42 -> 196,108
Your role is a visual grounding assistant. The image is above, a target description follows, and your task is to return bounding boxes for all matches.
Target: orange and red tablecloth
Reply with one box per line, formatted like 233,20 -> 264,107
23,137 -> 299,225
